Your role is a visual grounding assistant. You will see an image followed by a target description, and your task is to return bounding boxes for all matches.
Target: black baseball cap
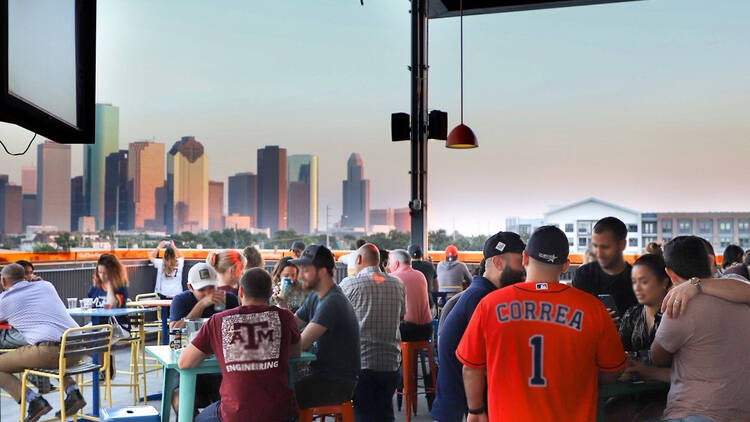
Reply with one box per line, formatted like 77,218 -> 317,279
525,225 -> 569,265
290,241 -> 305,251
407,244 -> 424,259
483,232 -> 525,260
289,244 -> 335,271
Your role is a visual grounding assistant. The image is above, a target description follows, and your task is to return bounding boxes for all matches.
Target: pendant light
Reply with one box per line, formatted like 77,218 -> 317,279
446,0 -> 478,149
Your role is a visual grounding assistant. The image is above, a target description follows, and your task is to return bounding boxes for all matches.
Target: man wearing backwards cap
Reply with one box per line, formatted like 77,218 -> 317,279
457,226 -> 626,422
168,263 -> 240,414
430,232 -> 526,422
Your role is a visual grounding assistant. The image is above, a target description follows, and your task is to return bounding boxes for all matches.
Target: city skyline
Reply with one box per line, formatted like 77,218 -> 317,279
2,0 -> 750,234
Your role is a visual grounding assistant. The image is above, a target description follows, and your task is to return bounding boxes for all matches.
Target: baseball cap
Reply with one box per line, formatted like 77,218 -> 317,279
407,244 -> 423,259
290,241 -> 305,251
289,244 -> 336,271
525,225 -> 569,265
483,232 -> 525,260
187,263 -> 219,290
445,245 -> 458,261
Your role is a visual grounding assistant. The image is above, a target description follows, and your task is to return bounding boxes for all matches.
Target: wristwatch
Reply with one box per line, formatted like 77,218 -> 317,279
468,407 -> 485,415
688,277 -> 702,293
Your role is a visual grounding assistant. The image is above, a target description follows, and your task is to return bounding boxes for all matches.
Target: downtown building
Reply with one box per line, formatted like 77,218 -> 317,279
209,181 -> 225,232
167,136 -> 208,233
128,141 -> 165,230
287,154 -> 318,234
83,103 -> 120,229
0,176 -> 22,234
37,141 -> 71,232
257,146 -> 287,233
341,153 -> 370,231
227,172 -> 257,227
104,150 -> 130,231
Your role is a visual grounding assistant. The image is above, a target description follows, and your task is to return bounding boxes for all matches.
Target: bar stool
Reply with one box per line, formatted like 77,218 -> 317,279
398,340 -> 437,422
298,400 -> 354,422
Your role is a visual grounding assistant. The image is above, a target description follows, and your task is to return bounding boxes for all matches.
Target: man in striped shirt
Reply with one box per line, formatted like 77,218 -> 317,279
340,244 -> 406,422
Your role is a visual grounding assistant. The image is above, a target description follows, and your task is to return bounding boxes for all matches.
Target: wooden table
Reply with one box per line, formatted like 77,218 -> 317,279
146,345 -> 316,422
68,307 -> 158,417
129,299 -> 172,345
597,380 -> 669,421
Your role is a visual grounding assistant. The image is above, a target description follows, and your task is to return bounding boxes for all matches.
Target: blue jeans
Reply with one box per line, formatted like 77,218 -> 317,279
662,417 -> 714,422
195,402 -> 295,422
195,401 -> 221,422
352,369 -> 399,422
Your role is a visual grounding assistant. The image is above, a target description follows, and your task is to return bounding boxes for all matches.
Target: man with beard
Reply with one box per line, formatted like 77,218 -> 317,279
572,217 -> 637,318
292,245 -> 361,409
430,232 -> 526,422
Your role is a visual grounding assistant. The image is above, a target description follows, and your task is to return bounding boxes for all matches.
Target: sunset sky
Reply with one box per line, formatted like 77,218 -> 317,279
2,0 -> 750,234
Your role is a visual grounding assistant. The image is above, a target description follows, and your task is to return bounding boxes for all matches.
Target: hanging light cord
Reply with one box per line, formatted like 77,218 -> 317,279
0,133 -> 37,156
459,0 -> 464,124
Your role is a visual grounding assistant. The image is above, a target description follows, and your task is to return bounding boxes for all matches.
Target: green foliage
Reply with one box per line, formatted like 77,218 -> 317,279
32,243 -> 57,252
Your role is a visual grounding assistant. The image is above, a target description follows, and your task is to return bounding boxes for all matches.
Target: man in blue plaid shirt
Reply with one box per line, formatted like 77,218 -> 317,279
340,243 -> 406,422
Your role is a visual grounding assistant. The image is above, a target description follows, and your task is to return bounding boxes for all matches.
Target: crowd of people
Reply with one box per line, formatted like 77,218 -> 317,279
1,218 -> 749,421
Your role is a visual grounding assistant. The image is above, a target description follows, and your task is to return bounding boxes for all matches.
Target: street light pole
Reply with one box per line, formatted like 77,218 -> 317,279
410,0 -> 429,252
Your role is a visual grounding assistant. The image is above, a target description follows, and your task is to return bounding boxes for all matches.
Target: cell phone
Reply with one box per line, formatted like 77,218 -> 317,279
598,294 -> 618,314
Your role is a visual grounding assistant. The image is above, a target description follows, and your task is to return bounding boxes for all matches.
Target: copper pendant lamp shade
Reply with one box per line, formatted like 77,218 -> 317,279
446,0 -> 478,149
446,123 -> 477,148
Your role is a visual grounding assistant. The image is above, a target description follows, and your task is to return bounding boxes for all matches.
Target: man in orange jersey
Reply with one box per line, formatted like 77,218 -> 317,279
456,225 -> 626,421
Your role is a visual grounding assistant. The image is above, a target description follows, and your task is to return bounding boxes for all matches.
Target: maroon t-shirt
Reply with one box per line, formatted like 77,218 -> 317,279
192,304 -> 300,422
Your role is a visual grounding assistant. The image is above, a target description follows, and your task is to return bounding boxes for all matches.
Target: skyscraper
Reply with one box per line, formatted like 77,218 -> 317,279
208,181 -> 224,232
0,183 -> 22,234
37,141 -> 71,231
287,154 -> 318,234
227,172 -> 257,221
342,153 -> 370,230
167,136 -> 208,233
128,141 -> 165,230
70,176 -> 85,232
257,146 -> 287,233
105,150 -> 130,231
22,194 -> 38,229
84,103 -> 120,229
21,165 -> 36,195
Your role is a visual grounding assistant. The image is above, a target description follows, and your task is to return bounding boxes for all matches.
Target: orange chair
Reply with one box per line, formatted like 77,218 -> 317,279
398,340 -> 437,422
298,401 -> 354,422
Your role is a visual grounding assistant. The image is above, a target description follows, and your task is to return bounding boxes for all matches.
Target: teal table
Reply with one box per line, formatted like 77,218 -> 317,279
597,380 -> 669,422
146,345 -> 316,422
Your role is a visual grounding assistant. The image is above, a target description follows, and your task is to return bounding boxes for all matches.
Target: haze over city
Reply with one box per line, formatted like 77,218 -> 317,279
2,0 -> 750,234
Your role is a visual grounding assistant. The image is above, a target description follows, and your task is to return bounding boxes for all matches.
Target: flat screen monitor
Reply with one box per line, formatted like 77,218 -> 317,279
0,0 -> 95,144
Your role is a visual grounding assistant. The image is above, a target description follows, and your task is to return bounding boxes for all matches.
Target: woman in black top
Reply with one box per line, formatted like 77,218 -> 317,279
618,253 -> 670,360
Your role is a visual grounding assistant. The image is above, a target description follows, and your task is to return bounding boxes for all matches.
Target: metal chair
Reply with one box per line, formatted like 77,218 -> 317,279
19,325 -> 113,422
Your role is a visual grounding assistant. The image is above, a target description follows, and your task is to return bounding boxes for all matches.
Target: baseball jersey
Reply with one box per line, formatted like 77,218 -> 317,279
456,281 -> 626,421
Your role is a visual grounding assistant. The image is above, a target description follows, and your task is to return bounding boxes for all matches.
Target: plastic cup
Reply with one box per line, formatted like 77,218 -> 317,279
81,298 -> 93,311
67,298 -> 77,309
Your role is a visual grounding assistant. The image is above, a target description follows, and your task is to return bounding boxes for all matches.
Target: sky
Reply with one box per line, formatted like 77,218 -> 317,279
2,0 -> 750,235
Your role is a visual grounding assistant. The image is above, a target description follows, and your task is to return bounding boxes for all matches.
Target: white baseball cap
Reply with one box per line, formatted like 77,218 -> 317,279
187,263 -> 218,290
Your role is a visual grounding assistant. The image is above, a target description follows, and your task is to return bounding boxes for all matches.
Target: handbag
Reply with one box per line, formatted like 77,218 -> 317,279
108,316 -> 130,344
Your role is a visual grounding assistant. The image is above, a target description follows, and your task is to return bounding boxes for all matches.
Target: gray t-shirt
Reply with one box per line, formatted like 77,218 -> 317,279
655,294 -> 750,422
436,260 -> 472,291
296,284 -> 361,384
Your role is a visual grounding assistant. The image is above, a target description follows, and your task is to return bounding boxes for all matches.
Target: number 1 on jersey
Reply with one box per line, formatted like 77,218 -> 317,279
529,335 -> 547,387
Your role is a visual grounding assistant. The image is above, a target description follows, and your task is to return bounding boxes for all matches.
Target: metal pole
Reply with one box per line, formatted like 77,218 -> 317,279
410,0 -> 429,252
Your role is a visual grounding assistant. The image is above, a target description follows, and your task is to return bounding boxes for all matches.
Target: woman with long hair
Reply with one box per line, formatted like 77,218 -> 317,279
149,240 -> 185,298
721,244 -> 744,271
89,253 -> 129,309
206,250 -> 246,296
270,257 -> 307,312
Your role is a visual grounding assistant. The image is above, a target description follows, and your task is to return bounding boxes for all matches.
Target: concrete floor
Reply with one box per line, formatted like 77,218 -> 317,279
0,344 -> 439,421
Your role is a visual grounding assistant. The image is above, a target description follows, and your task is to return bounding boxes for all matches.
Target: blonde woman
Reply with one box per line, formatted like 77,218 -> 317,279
206,250 -> 246,296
